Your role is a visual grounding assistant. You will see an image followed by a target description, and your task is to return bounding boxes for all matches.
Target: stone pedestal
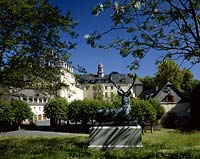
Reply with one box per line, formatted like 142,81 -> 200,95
88,125 -> 142,148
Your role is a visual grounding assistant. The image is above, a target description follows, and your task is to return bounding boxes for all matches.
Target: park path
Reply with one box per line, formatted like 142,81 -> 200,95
0,129 -> 88,137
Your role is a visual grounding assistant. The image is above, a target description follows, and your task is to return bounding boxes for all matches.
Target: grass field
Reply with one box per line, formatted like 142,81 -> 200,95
1,129 -> 200,159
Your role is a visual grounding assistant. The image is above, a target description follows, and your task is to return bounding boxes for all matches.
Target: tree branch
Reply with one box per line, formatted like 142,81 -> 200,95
166,0 -> 200,47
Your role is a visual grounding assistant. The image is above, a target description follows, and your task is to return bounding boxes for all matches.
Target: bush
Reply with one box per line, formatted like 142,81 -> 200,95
68,99 -> 112,125
0,99 -> 33,130
11,100 -> 33,125
0,100 -> 14,125
44,97 -> 68,127
161,112 -> 178,128
130,99 -> 157,129
147,98 -> 165,120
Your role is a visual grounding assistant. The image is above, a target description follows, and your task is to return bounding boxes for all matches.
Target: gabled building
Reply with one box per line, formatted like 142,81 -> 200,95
140,82 -> 190,118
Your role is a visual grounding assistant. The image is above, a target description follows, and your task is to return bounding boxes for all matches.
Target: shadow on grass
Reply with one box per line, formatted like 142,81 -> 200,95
22,124 -> 90,134
0,136 -> 90,159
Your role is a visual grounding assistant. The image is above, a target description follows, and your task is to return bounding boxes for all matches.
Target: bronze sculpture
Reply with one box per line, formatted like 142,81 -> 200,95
95,73 -> 138,125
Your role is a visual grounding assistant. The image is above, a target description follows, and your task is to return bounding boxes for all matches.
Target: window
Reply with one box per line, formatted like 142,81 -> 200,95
39,107 -> 41,111
110,92 -> 114,101
111,86 -> 113,90
43,114 -> 47,120
34,98 -> 37,103
105,86 -> 107,90
29,97 -> 33,103
38,115 -> 42,120
44,98 -> 47,103
23,97 -> 27,101
165,95 -> 174,103
105,92 -> 108,98
39,98 -> 42,103
85,85 -> 90,90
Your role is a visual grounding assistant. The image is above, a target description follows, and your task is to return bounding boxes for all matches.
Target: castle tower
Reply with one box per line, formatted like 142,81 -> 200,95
97,63 -> 104,78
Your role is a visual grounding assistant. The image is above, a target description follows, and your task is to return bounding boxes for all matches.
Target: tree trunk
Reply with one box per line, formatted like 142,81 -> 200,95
151,122 -> 153,133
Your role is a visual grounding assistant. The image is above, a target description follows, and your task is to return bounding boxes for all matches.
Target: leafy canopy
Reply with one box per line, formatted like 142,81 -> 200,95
11,100 -> 33,124
44,97 -> 68,121
87,0 -> 200,70
0,0 -> 77,95
155,59 -> 194,94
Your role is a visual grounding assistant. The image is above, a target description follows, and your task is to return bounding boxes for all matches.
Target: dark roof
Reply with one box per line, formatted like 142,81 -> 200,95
139,88 -> 157,99
79,73 -> 141,84
13,89 -> 47,98
152,82 -> 189,103
140,82 -> 189,103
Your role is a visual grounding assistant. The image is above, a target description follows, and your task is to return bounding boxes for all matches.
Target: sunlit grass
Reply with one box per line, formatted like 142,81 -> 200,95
143,129 -> 200,149
1,129 -> 200,159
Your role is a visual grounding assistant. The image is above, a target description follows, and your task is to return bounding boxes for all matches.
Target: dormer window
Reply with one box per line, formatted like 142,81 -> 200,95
165,95 -> 174,102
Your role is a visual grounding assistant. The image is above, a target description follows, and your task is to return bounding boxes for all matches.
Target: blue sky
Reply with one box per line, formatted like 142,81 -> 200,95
49,0 -> 200,79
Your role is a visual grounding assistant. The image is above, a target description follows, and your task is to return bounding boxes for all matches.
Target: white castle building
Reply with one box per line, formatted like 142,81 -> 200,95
13,61 -> 83,122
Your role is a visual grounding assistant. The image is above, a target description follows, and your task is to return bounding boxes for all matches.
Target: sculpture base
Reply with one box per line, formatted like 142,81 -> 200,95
88,125 -> 143,149
94,120 -> 138,126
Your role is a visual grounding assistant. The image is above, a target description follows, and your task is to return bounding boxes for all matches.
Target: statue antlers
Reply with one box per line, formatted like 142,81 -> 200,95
109,73 -> 137,97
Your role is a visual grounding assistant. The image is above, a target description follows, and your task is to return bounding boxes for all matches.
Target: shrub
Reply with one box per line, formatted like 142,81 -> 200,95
44,97 -> 68,127
11,100 -> 33,128
147,98 -> 165,120
68,99 -> 112,125
161,112 -> 178,128
130,99 -> 157,129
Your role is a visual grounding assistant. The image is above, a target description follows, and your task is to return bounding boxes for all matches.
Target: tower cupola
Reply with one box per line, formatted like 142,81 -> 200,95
97,63 -> 104,78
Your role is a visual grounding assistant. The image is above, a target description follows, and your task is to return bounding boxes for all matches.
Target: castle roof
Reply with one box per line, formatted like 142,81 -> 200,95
79,72 -> 141,85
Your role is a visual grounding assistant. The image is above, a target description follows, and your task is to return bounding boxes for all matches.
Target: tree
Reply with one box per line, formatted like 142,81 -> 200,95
87,0 -> 200,70
0,100 -> 14,130
180,69 -> 195,95
155,60 -> 184,90
44,97 -> 68,127
68,99 -> 112,125
11,100 -> 33,129
93,84 -> 104,100
190,84 -> 200,128
155,59 -> 194,95
130,99 -> 157,132
0,0 -> 77,96
140,76 -> 156,91
147,98 -> 165,120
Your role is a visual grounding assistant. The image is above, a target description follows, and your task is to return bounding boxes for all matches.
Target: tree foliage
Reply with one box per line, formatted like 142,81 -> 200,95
93,84 -> 104,100
155,60 -> 184,90
190,84 -> 200,128
44,97 -> 68,126
147,98 -> 165,120
68,99 -> 112,125
0,100 -> 14,125
130,99 -> 157,128
155,59 -> 194,94
0,0 -> 77,96
87,0 -> 200,70
11,100 -> 33,125
140,76 -> 156,91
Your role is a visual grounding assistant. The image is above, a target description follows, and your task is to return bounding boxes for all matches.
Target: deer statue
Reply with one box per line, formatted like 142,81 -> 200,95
95,73 -> 138,125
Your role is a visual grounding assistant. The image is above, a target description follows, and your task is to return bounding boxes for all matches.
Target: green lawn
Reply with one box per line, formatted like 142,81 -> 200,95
1,129 -> 200,159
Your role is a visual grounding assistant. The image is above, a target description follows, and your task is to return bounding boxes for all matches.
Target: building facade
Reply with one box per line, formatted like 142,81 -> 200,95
13,61 -> 83,122
80,63 -> 143,101
140,82 -> 190,118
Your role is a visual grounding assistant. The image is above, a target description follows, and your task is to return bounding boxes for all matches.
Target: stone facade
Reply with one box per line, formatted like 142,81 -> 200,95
12,61 -> 83,122
80,64 -> 143,101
